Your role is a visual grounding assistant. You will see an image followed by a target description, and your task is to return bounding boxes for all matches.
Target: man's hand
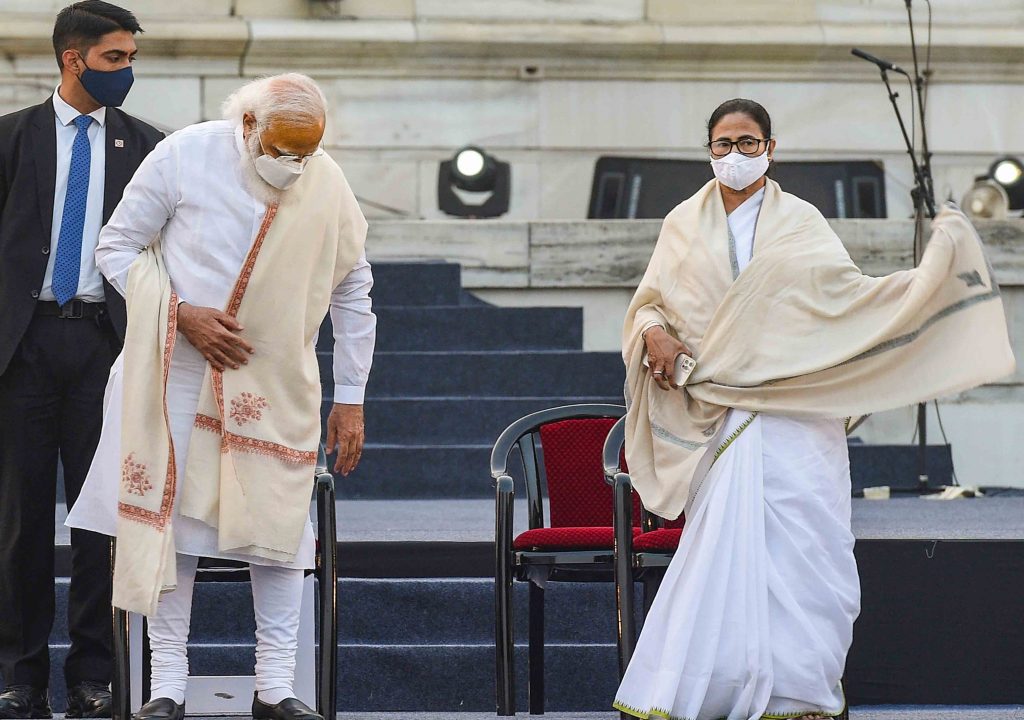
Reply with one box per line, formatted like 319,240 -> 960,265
177,303 -> 254,371
643,326 -> 692,391
326,403 -> 365,475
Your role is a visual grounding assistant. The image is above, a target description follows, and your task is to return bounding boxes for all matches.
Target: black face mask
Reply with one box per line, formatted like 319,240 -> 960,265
77,56 -> 134,107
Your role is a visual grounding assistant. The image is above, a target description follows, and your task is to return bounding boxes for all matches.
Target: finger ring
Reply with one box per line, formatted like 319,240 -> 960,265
652,370 -> 665,377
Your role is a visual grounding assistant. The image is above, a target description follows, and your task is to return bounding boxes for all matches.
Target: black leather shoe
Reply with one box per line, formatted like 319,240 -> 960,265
65,682 -> 112,718
131,697 -> 184,720
0,685 -> 52,719
251,694 -> 323,720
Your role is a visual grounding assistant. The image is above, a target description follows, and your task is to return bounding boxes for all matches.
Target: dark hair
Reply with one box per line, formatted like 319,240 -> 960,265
52,1 -> 143,69
706,98 -> 772,142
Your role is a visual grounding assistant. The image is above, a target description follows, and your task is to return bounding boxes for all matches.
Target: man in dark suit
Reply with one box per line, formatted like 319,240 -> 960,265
0,3 -> 162,717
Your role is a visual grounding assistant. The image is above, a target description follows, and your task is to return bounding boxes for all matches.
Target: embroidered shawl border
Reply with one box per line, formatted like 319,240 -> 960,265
117,291 -> 179,530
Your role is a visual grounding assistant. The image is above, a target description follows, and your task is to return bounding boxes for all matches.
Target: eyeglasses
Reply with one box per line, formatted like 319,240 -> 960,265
707,137 -> 770,158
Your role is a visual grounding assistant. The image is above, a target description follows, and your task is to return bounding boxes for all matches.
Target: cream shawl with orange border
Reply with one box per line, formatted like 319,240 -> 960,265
113,155 -> 366,615
624,179 -> 1015,521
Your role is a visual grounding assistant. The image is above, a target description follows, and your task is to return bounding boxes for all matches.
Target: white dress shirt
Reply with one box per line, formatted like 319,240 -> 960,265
95,120 -> 376,403
41,86 -> 107,302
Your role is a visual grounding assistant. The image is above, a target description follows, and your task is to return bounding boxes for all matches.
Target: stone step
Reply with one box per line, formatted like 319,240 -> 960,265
51,579 -> 621,646
39,641 -> 618,713
369,262 -> 463,308
324,397 -> 622,445
339,445 -> 497,499
343,711 -> 1024,720
320,351 -> 625,399
318,306 -> 584,352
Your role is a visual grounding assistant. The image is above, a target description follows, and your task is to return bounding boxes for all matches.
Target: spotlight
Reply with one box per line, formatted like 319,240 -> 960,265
438,145 -> 510,218
961,177 -> 1009,221
988,156 -> 1024,210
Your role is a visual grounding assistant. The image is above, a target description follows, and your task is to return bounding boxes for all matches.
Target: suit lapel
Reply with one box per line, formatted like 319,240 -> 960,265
30,97 -> 58,239
104,109 -> 134,223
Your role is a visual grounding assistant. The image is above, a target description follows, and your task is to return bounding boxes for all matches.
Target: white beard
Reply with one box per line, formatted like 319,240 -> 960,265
238,131 -> 284,206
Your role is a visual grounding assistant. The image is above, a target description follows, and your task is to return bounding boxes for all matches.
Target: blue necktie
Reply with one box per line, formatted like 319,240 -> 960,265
52,114 -> 93,306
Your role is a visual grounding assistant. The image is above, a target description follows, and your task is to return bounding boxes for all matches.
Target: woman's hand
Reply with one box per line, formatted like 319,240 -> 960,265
643,326 -> 692,391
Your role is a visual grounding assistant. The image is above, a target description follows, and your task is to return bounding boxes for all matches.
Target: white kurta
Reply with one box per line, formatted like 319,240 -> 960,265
615,188 -> 859,720
66,120 -> 376,569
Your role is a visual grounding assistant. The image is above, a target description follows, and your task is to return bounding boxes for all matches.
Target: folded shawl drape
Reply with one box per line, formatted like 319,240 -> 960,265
624,178 -> 1015,520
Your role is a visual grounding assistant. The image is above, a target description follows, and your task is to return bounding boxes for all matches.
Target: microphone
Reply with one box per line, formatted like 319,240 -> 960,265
851,47 -> 909,75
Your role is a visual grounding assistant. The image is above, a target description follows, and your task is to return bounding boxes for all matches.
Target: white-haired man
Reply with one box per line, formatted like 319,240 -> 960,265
66,73 -> 374,720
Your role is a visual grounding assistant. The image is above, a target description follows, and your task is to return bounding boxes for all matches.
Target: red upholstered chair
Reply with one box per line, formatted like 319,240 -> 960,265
492,403 -> 633,716
602,416 -> 685,678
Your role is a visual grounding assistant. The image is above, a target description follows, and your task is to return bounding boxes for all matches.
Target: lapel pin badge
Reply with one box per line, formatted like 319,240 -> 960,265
114,139 -> 125,148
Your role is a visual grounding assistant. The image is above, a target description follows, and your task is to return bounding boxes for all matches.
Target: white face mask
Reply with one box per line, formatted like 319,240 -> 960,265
710,151 -> 770,191
251,128 -> 323,190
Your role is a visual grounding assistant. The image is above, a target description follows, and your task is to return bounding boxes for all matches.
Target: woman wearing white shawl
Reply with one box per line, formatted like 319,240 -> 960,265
613,99 -> 1014,720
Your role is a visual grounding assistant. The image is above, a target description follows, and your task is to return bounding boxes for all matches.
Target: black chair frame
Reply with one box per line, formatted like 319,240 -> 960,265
603,417 -> 673,678
604,417 -> 849,720
112,447 -> 338,720
492,403 -> 625,716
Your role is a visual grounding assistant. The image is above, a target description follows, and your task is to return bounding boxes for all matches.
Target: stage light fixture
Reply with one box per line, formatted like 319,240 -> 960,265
961,178 -> 1009,221
438,145 -> 511,218
988,156 -> 1024,211
992,157 -> 1023,186
455,148 -> 486,182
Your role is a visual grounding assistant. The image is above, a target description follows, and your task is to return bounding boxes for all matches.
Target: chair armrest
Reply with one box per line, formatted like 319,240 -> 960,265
316,444 -> 329,476
495,474 -> 516,588
612,471 -> 635,555
603,416 -> 627,481
495,474 -> 515,541
315,469 -> 335,492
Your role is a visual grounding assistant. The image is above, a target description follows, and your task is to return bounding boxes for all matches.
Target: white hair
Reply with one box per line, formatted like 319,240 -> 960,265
222,73 -> 328,128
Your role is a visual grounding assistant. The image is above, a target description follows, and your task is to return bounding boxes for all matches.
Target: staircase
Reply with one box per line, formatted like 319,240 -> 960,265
325,261 -> 625,499
45,262 -> 629,712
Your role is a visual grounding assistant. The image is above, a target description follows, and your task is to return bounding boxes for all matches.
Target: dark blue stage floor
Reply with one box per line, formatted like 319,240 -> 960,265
46,497 -> 1024,713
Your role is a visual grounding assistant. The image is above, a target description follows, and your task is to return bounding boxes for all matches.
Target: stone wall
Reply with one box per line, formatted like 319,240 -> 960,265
1,0 -> 1020,486
361,216 -> 1024,488
1,0 -> 1022,221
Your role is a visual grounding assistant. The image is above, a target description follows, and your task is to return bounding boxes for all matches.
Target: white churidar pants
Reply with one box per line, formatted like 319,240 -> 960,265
148,553 -> 304,706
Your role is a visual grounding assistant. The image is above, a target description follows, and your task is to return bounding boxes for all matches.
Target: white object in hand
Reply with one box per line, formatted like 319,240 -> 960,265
673,353 -> 697,386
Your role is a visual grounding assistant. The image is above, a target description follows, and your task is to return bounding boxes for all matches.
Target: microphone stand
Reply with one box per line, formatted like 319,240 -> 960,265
865,3 -> 937,494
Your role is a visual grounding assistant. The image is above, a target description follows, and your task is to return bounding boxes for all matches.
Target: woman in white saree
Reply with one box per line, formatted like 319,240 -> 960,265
613,99 -> 1015,720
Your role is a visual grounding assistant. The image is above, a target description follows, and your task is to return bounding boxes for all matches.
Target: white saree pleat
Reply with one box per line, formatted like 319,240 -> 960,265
614,410 -> 857,720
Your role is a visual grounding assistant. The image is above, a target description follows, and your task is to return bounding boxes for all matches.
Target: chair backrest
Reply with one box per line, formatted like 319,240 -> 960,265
539,417 -> 643,528
491,404 -> 628,529
602,415 -> 684,531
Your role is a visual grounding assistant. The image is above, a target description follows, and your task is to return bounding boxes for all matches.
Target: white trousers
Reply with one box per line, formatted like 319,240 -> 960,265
148,553 -> 305,705
615,411 -> 859,720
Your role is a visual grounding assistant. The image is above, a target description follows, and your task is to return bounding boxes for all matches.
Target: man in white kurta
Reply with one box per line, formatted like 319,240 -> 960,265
67,74 -> 374,720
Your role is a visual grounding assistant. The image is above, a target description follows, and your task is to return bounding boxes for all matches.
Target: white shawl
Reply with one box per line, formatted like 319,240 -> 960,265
624,179 -> 1015,520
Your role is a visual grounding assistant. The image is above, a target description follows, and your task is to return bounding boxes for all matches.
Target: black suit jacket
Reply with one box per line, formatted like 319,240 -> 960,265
0,96 -> 163,375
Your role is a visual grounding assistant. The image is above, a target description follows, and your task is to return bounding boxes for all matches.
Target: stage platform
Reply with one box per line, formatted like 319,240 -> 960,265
53,495 -> 1024,568
31,710 -> 1024,720
47,497 -> 1024,712
332,711 -> 1024,720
